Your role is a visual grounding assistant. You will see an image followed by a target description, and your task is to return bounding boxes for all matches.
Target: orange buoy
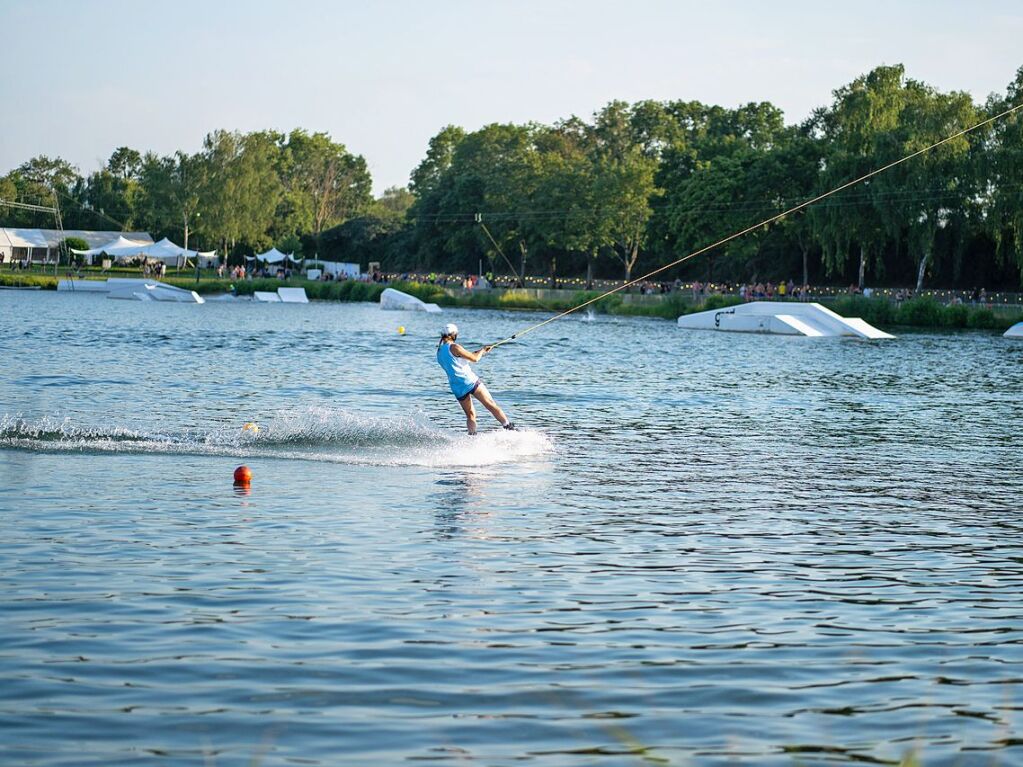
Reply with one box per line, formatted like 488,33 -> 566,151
233,465 -> 252,484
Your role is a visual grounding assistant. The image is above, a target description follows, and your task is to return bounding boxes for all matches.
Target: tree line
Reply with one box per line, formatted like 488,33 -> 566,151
0,129 -> 387,260
2,64 -> 1022,289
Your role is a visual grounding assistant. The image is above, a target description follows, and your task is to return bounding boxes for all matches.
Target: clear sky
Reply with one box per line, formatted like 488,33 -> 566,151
1,0 -> 1020,194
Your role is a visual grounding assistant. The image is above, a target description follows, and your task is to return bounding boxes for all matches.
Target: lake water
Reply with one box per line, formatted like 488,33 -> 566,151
1,290 -> 1021,766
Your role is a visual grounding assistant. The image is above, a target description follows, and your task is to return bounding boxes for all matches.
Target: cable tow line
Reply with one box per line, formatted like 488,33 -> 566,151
487,101 -> 1023,349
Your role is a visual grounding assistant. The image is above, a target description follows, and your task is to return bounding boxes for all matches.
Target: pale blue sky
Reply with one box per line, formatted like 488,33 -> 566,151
2,0 -> 1020,193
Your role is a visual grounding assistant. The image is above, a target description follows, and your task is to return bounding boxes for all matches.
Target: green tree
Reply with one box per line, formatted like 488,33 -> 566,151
372,186 -> 415,219
137,150 -> 204,249
410,125 -> 466,198
2,156 -> 82,228
107,147 -> 143,181
986,66 -> 1023,281
656,102 -> 792,282
281,129 -> 372,246
589,102 -> 659,282
532,120 -> 602,286
810,66 -> 908,287
198,130 -> 283,252
84,148 -> 144,230
60,236 -> 90,265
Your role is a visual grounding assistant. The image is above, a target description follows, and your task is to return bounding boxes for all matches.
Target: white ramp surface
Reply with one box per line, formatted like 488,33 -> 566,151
1005,322 -> 1023,339
380,287 -> 443,313
774,314 -> 826,337
278,288 -> 309,303
677,301 -> 894,339
841,317 -> 895,340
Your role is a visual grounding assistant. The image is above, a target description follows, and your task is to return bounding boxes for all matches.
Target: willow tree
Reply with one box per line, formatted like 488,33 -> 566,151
987,66 -> 1023,282
810,66 -> 908,287
872,81 -> 978,290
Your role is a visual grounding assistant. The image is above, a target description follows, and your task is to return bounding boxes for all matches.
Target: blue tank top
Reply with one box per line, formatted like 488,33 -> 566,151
437,342 -> 479,398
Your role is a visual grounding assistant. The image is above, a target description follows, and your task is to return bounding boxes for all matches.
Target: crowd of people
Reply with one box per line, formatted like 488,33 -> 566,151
1,252 -> 1015,307
2,255 -> 35,270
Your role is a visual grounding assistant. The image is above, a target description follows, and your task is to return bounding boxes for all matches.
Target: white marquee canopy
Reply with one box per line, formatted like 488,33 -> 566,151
247,247 -> 302,264
72,236 -> 216,266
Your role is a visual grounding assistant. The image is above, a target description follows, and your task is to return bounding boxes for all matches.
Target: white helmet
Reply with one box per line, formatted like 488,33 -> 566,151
441,323 -> 459,337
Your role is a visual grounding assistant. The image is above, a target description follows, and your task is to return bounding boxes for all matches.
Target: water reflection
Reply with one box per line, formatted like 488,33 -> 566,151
430,472 -> 494,539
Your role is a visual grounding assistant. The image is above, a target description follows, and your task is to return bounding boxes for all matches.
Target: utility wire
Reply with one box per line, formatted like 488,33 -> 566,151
414,181 -> 1022,224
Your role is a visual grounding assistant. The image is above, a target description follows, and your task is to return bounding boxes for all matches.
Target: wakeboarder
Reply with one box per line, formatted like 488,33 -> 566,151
436,323 -> 516,435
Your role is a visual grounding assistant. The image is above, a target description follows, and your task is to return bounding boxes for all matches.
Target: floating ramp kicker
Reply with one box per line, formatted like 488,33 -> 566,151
106,280 -> 204,304
98,279 -> 203,303
277,287 -> 308,303
1005,321 -> 1023,339
57,279 -> 108,292
252,288 -> 309,303
676,301 -> 894,339
380,287 -> 442,313
58,278 -> 203,303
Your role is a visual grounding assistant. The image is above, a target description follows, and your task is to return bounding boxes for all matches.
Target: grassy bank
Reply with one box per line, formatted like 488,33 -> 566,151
6,272 -> 1020,331
829,295 -> 1022,331
0,273 -> 59,289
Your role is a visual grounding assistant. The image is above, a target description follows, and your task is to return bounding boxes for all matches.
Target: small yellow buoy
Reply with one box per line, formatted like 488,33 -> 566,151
397,326 -> 406,335
242,422 -> 260,434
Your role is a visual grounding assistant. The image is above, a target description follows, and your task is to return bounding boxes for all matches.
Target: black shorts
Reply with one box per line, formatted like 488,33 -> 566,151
456,380 -> 482,402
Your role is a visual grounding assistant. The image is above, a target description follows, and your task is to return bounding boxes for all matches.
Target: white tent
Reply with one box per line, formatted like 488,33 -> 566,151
306,261 -> 360,279
71,236 -> 216,267
248,247 -> 301,265
1,228 -> 152,264
143,237 -> 217,267
71,234 -> 150,263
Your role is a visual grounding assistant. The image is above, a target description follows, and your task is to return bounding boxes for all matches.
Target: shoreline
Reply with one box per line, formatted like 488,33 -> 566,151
3,272 -> 1021,332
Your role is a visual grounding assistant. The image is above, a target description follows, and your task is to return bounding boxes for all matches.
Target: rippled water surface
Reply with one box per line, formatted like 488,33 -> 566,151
1,290 -> 1022,766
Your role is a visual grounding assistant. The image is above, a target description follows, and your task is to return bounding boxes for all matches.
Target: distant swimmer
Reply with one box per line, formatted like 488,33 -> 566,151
437,323 -> 516,435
